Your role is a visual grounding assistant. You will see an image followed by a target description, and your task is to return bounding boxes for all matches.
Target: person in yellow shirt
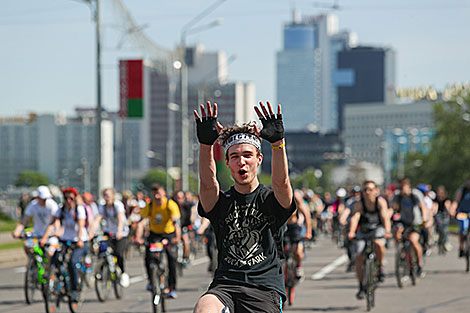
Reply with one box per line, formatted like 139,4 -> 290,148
136,183 -> 181,298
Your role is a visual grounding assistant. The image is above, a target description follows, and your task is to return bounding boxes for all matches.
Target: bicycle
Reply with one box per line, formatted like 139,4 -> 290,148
395,227 -> 418,288
456,212 -> 470,272
44,241 -> 88,313
282,236 -> 297,306
93,234 -> 123,302
147,237 -> 170,313
434,213 -> 447,256
21,232 -> 55,305
362,232 -> 378,312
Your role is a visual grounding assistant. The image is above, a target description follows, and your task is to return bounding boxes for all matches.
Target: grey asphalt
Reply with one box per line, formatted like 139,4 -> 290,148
0,234 -> 469,313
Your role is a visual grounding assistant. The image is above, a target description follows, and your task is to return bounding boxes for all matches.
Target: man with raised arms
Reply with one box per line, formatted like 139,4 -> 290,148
193,101 -> 296,313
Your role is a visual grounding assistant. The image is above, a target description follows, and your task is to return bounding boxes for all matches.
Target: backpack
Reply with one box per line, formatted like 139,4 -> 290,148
396,193 -> 422,225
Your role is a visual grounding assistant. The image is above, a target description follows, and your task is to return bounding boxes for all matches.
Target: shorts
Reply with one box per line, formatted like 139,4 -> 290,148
456,212 -> 470,234
203,282 -> 282,313
355,226 -> 386,255
285,223 -> 303,243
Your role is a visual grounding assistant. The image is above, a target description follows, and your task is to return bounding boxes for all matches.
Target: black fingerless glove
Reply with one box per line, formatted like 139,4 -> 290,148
196,116 -> 219,145
260,114 -> 284,143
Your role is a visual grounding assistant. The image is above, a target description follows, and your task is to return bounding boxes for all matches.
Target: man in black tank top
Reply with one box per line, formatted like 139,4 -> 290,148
348,181 -> 392,300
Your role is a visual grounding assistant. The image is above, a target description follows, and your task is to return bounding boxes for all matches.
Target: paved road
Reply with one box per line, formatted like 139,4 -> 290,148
0,234 -> 469,313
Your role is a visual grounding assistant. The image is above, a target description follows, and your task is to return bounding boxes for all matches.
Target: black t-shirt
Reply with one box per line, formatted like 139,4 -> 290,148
180,201 -> 194,227
198,184 -> 296,300
436,197 -> 450,216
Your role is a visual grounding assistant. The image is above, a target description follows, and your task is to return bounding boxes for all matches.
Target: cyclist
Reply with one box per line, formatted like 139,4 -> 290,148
173,190 -> 192,265
434,185 -> 452,251
340,185 -> 361,272
392,178 -> 427,277
285,190 -> 312,280
12,185 -> 59,258
136,183 -> 181,299
348,181 -> 392,299
91,188 -> 130,288
42,187 -> 88,302
452,178 -> 470,257
193,101 -> 296,313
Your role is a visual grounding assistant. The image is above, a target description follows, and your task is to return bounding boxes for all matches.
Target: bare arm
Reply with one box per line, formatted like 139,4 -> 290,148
378,197 -> 392,235
198,144 -> 220,212
89,214 -> 102,239
271,138 -> 293,208
452,188 -> 462,215
348,203 -> 361,239
116,212 -> 126,240
294,192 -> 312,239
194,102 -> 223,213
254,102 -> 293,209
12,214 -> 30,238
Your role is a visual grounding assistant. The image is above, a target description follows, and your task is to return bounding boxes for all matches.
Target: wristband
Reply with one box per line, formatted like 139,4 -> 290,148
271,142 -> 285,150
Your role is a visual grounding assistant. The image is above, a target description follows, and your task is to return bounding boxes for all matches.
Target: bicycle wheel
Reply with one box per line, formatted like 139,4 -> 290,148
395,248 -> 405,288
409,249 -> 417,286
465,234 -> 470,273
24,257 -> 38,304
94,260 -> 112,302
113,266 -> 123,299
43,265 -> 61,313
286,259 -> 296,306
68,276 -> 85,313
365,259 -> 375,311
150,265 -> 164,313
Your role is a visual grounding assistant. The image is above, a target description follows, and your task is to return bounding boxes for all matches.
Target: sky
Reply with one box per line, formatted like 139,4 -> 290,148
1,0 -> 469,116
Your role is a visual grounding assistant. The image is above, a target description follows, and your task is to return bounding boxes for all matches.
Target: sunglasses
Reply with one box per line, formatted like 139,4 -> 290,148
151,188 -> 159,191
363,187 -> 374,192
65,196 -> 75,201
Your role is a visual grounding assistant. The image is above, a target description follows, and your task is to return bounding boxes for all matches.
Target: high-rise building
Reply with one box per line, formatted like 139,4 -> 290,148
277,12 -> 355,133
336,46 -> 396,129
0,113 -> 113,192
343,100 -> 434,183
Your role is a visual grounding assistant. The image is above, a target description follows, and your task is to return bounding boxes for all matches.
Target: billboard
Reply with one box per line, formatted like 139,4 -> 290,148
119,60 -> 143,118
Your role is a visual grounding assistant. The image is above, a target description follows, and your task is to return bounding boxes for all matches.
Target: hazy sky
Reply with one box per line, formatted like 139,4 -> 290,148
1,0 -> 469,116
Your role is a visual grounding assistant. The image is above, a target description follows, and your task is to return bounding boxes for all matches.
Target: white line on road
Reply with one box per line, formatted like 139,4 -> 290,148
14,266 -> 26,273
129,274 -> 147,284
190,256 -> 209,266
311,254 -> 348,280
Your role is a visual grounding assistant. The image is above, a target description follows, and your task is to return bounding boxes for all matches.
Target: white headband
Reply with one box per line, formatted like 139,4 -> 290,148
224,133 -> 261,153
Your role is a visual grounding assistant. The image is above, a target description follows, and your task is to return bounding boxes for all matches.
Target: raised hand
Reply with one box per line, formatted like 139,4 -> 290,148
194,101 -> 224,146
254,101 -> 284,143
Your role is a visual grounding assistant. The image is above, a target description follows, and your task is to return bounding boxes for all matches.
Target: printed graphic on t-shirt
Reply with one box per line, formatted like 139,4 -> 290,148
223,200 -> 269,267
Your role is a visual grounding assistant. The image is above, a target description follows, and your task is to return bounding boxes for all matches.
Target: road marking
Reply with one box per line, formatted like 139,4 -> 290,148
127,256 -> 209,286
311,254 -> 348,280
14,266 -> 26,273
129,274 -> 147,284
190,256 -> 209,266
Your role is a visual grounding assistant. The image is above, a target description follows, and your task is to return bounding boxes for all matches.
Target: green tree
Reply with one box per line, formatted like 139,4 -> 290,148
15,171 -> 49,187
291,168 -> 319,190
141,168 -> 168,190
405,90 -> 470,194
216,160 -> 234,191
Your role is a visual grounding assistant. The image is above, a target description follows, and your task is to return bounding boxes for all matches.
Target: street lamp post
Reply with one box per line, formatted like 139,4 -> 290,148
78,0 -> 102,196
179,0 -> 226,191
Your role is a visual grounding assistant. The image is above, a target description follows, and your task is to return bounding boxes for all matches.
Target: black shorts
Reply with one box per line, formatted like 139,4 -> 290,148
285,223 -> 303,243
203,282 -> 283,313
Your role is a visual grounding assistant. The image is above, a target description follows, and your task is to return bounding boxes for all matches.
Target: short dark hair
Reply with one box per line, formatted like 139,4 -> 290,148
218,122 -> 262,159
362,180 -> 377,188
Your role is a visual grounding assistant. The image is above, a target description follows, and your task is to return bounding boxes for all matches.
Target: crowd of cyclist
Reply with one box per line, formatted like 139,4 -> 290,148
10,176 -> 470,308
